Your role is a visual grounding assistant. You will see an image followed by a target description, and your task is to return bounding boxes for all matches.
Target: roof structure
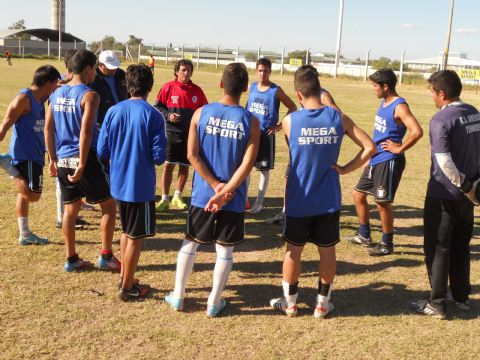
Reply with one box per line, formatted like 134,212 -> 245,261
0,28 -> 84,42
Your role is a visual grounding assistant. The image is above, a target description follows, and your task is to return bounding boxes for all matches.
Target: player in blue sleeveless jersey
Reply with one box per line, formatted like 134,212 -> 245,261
165,63 -> 260,317
246,58 -> 296,213
98,64 -> 167,301
270,65 -> 376,318
348,69 -> 423,256
45,50 -> 120,273
0,65 -> 60,245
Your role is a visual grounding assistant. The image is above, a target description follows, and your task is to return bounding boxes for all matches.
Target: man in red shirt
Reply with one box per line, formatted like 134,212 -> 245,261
154,59 -> 208,211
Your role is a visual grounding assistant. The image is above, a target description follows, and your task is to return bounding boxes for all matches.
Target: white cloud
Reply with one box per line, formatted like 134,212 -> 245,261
455,28 -> 480,34
401,23 -> 418,29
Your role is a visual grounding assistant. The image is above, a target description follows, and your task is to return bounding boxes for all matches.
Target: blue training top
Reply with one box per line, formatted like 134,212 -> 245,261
97,99 -> 167,202
9,88 -> 46,166
286,107 -> 344,217
191,102 -> 252,212
50,84 -> 99,159
369,97 -> 407,165
246,82 -> 279,133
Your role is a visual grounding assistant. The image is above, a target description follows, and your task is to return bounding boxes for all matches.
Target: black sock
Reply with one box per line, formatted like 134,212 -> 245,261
289,282 -> 299,295
101,252 -> 113,260
67,253 -> 79,263
318,283 -> 331,296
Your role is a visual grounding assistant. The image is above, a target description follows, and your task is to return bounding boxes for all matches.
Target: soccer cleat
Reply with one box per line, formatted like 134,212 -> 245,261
55,217 -> 88,229
171,196 -> 188,210
0,153 -> 20,177
155,199 -> 169,212
249,199 -> 263,213
164,292 -> 184,311
265,212 -> 284,225
117,277 -> 140,290
314,302 -> 335,319
18,233 -> 49,246
368,242 -> 393,256
446,291 -> 470,310
64,257 -> 92,272
118,283 -> 150,302
409,300 -> 446,320
346,233 -> 374,247
206,298 -> 226,317
97,254 -> 121,272
270,297 -> 297,317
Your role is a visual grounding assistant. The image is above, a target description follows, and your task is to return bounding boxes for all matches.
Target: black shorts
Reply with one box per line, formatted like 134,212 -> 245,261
166,131 -> 189,166
255,133 -> 275,171
354,155 -> 406,202
283,211 -> 340,247
186,206 -> 245,246
117,200 -> 156,239
14,160 -> 44,193
57,150 -> 112,204
284,162 -> 291,178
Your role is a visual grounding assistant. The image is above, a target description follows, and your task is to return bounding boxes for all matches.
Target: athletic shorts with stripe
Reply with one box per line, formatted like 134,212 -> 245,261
117,200 -> 156,239
283,211 -> 340,247
14,160 -> 43,193
354,155 -> 406,202
186,206 -> 245,246
166,131 -> 190,166
255,133 -> 275,171
57,149 -> 112,204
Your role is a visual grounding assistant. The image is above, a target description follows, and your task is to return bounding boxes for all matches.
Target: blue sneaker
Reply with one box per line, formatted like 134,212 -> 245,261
0,153 -> 20,177
206,298 -> 226,317
97,254 -> 121,272
64,257 -> 92,272
164,292 -> 184,311
18,233 -> 49,246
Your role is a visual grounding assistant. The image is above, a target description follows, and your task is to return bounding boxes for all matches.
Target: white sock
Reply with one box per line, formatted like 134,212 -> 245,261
173,239 -> 199,298
18,217 -> 31,238
257,171 -> 270,202
317,283 -> 333,306
208,244 -> 234,307
173,190 -> 181,200
162,194 -> 170,201
282,206 -> 285,213
56,179 -> 64,223
282,279 -> 298,307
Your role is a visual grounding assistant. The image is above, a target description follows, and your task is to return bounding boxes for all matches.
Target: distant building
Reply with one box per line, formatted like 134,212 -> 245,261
405,52 -> 480,71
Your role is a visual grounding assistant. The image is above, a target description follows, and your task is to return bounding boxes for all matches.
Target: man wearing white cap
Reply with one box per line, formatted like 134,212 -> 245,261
90,50 -> 128,129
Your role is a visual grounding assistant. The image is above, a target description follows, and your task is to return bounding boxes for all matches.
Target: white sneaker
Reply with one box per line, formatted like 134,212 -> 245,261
270,297 -> 297,317
249,199 -> 263,213
314,301 -> 335,319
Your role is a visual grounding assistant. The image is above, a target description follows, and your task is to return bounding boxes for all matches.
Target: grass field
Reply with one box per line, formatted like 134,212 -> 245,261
1,59 -> 480,359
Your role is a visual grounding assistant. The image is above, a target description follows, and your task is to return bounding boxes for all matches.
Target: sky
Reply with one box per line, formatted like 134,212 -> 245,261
1,0 -> 480,61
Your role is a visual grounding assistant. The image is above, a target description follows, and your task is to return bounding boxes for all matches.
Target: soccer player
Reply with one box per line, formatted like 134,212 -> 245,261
348,68 -> 423,256
270,65 -> 376,318
0,65 -> 60,245
410,70 -> 480,319
246,57 -> 297,213
98,64 -> 167,301
45,50 -> 120,272
148,54 -> 155,74
4,49 -> 12,66
154,59 -> 208,211
164,63 -> 260,317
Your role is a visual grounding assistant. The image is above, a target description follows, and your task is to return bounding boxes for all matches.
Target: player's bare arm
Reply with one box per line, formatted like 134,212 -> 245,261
45,103 -> 57,177
0,94 -> 30,141
381,103 -> 423,154
321,91 -> 340,111
267,88 -> 297,135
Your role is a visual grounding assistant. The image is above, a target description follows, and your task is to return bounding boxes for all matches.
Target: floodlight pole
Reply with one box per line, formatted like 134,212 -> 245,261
281,47 -> 285,75
364,49 -> 370,82
182,44 -> 185,59
236,46 -> 239,61
443,0 -> 454,70
399,50 -> 406,85
258,46 -> 262,60
58,0 -> 62,61
216,45 -> 220,69
306,47 -> 311,65
196,44 -> 200,69
334,0 -> 344,78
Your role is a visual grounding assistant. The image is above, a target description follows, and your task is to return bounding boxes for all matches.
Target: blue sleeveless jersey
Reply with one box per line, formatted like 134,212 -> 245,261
246,82 -> 279,132
50,84 -> 99,159
286,107 -> 344,217
369,97 -> 407,165
9,89 -> 46,166
191,103 -> 252,212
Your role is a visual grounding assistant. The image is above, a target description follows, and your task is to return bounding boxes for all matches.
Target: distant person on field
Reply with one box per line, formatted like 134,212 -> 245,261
148,54 -> 155,74
45,50 -> 120,272
4,49 -> 12,66
98,64 -> 167,301
246,57 -> 296,213
347,68 -> 423,256
164,63 -> 259,317
154,59 -> 208,212
0,65 -> 60,245
410,70 -> 480,319
270,65 -> 376,319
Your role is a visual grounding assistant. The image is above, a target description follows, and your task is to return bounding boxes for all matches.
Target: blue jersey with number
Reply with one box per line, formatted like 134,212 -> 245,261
370,97 -> 407,165
191,102 -> 252,212
246,82 -> 279,133
50,84 -> 99,159
9,89 -> 46,166
286,107 -> 344,217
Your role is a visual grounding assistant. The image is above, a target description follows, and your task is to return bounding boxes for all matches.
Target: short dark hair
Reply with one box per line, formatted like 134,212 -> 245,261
64,49 -> 78,69
294,65 -> 321,98
428,70 -> 462,99
369,69 -> 397,90
174,59 -> 194,76
126,64 -> 153,97
256,57 -> 272,70
222,63 -> 248,97
32,65 -> 61,87
69,50 -> 97,74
